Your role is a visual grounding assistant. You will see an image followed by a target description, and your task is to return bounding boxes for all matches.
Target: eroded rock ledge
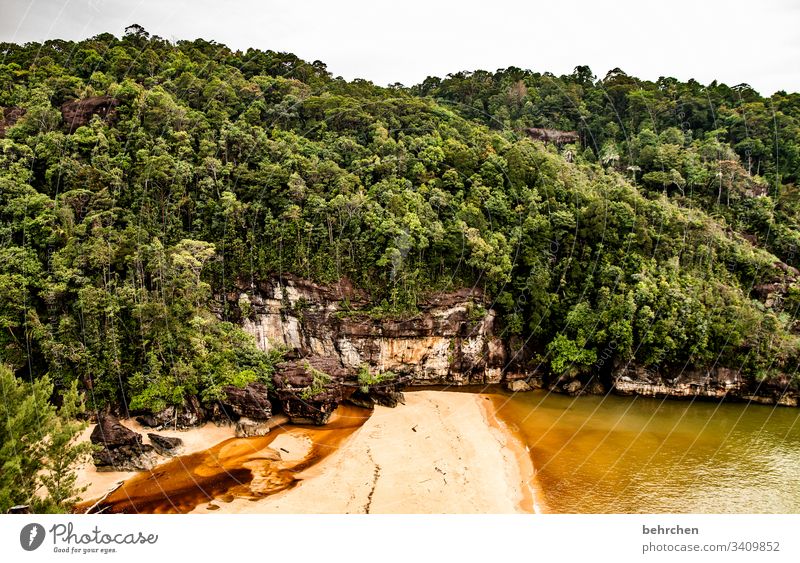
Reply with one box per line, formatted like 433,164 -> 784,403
611,364 -> 798,407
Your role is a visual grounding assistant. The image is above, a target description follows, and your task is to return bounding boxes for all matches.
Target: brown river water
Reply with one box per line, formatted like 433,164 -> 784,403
492,390 -> 800,513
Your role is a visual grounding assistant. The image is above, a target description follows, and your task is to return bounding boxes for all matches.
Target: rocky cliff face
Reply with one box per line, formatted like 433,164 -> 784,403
237,275 -> 521,386
0,106 -> 25,137
102,276 -> 798,466
612,363 -> 799,407
234,276 -> 799,407
60,96 -> 119,133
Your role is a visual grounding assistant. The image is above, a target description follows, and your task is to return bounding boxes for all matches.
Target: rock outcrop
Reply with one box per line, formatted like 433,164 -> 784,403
0,106 -> 25,137
220,382 -> 272,419
91,413 -> 158,471
147,433 -> 183,456
233,418 -> 272,437
348,374 -> 411,409
219,382 -> 273,436
237,276 -> 522,388
272,356 -> 352,425
60,96 -> 119,133
612,363 -> 799,407
134,396 -> 206,430
546,374 -> 605,396
506,379 -> 533,393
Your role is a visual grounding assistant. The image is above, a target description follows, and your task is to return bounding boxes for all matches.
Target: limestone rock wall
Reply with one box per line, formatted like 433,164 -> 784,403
612,363 -> 799,407
237,276 -> 514,386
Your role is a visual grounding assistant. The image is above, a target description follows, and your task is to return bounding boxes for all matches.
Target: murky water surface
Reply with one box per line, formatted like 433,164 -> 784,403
493,390 -> 800,513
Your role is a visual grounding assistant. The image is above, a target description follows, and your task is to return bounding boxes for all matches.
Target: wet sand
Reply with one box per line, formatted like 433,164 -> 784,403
77,391 -> 537,514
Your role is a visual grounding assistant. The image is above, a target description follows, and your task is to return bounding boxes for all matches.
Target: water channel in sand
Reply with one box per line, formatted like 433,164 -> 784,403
82,405 -> 371,514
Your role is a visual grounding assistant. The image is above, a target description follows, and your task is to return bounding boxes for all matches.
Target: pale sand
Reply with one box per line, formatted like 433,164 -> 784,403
75,420 -> 237,503
194,391 -> 537,514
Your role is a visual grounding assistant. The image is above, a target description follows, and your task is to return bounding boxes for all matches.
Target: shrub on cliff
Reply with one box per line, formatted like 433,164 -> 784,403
357,365 -> 397,393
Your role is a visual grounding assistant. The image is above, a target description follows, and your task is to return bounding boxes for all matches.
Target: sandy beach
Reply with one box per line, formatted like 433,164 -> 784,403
76,391 -> 538,514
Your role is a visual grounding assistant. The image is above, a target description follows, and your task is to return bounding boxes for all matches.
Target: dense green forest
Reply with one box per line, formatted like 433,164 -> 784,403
1,25 -> 800,509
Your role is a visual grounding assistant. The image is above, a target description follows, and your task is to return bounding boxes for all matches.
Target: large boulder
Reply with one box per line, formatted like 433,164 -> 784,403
360,386 -> 405,407
147,433 -> 183,456
346,374 -> 411,409
91,413 -> 158,471
564,380 -> 583,396
273,356 -> 351,425
220,382 -> 272,420
234,418 -> 272,437
218,382 -> 274,435
506,379 -> 533,393
135,396 -> 206,429
90,413 -> 140,448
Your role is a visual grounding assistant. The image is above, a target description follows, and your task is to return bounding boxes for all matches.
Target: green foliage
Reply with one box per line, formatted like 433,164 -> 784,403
357,365 -> 396,393
128,315 -> 281,411
0,366 -> 91,513
547,334 -> 598,377
465,301 -> 488,328
300,362 -> 333,400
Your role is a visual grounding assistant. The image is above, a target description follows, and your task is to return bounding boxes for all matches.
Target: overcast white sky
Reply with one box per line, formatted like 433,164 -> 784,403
1,0 -> 799,95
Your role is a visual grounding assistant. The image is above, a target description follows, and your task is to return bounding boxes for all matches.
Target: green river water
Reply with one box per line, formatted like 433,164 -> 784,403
493,390 -> 800,513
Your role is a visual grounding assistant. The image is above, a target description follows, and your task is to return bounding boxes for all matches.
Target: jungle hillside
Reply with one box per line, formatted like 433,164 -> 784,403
2,25 -> 800,510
